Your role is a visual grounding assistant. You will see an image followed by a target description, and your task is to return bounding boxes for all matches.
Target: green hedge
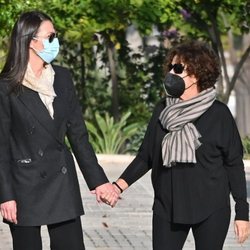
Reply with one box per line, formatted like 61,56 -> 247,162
242,137 -> 250,159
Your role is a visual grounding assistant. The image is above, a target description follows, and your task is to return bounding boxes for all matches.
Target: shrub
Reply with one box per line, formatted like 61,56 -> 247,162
242,136 -> 250,159
85,111 -> 141,154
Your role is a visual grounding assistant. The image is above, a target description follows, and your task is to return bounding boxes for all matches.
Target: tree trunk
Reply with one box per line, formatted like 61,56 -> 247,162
235,35 -> 250,138
79,42 -> 86,111
235,78 -> 250,137
107,42 -> 119,121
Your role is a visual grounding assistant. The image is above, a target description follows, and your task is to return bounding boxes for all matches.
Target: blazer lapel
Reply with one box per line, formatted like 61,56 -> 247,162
52,74 -> 68,132
18,86 -> 61,143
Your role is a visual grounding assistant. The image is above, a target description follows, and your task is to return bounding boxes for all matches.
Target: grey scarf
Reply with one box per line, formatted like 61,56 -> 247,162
159,87 -> 216,167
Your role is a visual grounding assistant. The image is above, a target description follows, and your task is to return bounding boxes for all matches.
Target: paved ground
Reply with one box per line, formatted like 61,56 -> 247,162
0,155 -> 250,250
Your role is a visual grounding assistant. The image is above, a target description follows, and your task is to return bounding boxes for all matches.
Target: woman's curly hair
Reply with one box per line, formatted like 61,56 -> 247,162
163,40 -> 221,91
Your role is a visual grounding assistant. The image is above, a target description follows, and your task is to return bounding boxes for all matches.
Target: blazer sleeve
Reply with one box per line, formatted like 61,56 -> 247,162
64,71 -> 109,190
120,100 -> 165,186
0,82 -> 15,203
221,105 -> 249,221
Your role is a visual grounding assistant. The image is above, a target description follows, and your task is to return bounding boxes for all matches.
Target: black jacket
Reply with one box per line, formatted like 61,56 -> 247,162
120,99 -> 249,224
0,65 -> 108,226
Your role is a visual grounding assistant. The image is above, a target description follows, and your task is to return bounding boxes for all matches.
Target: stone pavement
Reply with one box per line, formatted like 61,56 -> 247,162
0,155 -> 250,250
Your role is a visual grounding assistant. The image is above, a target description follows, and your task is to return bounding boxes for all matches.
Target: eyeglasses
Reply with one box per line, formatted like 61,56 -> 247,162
168,63 -> 185,74
33,32 -> 57,43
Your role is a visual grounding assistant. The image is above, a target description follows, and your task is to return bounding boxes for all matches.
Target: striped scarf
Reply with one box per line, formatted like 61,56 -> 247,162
159,87 -> 216,167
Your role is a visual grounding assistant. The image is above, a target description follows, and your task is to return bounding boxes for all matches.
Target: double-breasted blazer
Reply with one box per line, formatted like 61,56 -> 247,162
0,65 -> 108,226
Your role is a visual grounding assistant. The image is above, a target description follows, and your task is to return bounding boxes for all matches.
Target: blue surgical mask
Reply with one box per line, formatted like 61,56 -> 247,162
34,38 -> 60,63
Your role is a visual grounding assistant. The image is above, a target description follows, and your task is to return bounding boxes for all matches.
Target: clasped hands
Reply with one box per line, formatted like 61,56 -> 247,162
91,182 -> 121,207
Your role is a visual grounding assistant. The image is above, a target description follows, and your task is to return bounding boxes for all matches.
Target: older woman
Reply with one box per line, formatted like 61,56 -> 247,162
0,11 -> 118,250
109,41 -> 250,250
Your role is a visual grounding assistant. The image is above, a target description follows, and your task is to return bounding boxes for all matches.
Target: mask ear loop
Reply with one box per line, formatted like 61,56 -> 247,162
181,74 -> 197,90
30,46 -> 40,53
30,36 -> 47,53
30,37 -> 39,52
184,81 -> 197,90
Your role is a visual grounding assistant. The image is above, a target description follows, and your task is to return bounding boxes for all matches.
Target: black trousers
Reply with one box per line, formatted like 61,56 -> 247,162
153,206 -> 231,250
9,217 -> 85,250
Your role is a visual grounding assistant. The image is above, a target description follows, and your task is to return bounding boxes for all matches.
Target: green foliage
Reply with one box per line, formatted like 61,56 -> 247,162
44,0 -> 174,123
85,111 -> 140,154
1,0 -> 250,154
0,0 -> 43,67
125,123 -> 146,155
0,0 -> 44,36
168,0 -> 250,103
242,137 -> 250,159
172,0 -> 250,41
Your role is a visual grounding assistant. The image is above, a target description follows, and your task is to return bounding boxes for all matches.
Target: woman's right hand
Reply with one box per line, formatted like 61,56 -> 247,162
0,200 -> 17,224
234,220 -> 250,244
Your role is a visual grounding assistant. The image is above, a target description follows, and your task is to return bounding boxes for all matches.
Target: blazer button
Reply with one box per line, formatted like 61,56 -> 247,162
61,166 -> 67,174
38,149 -> 44,157
27,125 -> 35,135
40,171 -> 47,179
57,145 -> 63,152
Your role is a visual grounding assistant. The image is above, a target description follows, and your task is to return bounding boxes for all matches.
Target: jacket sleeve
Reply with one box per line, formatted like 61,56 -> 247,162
64,71 -> 109,190
0,82 -> 15,203
120,101 -> 164,186
221,106 -> 249,221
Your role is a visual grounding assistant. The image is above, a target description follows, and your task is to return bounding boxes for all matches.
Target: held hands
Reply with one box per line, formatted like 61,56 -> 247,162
99,180 -> 127,207
0,200 -> 17,224
91,179 -> 128,207
91,182 -> 120,207
234,220 -> 250,244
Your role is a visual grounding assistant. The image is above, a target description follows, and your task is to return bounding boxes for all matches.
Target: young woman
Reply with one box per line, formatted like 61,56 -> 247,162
0,11 -> 118,250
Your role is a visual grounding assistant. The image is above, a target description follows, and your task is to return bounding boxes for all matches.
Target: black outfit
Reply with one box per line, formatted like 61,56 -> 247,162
0,66 -> 108,248
10,217 -> 85,250
153,206 -> 231,250
120,99 -> 249,249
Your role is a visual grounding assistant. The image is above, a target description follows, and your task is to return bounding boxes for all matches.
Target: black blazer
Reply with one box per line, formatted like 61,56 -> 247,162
0,65 -> 108,226
121,99 -> 249,223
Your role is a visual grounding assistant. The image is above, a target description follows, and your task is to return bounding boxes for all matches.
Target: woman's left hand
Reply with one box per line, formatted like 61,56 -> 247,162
91,182 -> 120,207
234,220 -> 250,244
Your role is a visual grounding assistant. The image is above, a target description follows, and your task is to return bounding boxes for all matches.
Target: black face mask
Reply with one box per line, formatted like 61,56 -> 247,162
163,73 -> 185,98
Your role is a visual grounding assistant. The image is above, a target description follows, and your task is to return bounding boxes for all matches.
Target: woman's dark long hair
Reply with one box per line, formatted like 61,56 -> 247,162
0,11 -> 52,92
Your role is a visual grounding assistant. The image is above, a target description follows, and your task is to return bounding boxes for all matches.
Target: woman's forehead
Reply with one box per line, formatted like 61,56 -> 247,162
172,55 -> 183,63
37,20 -> 55,34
